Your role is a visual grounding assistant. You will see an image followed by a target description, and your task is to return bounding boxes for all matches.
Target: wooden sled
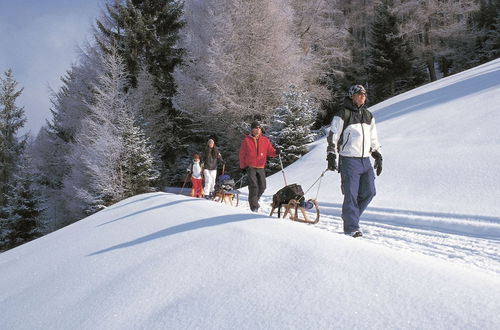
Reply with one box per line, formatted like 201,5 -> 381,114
269,198 -> 320,224
213,189 -> 239,207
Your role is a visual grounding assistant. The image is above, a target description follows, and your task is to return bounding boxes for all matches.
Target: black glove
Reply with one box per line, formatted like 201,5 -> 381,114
372,150 -> 383,176
240,167 -> 247,175
326,153 -> 337,171
275,147 -> 282,156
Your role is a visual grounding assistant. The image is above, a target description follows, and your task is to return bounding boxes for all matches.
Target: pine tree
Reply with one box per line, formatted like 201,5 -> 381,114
34,46 -> 101,227
0,150 -> 42,251
128,68 -> 173,183
367,1 -> 418,103
95,0 -> 186,179
120,115 -> 160,196
31,128 -> 72,230
0,69 -> 27,208
476,0 -> 500,62
392,0 -> 478,81
268,87 -> 318,171
31,46 -> 101,226
65,47 -> 159,214
487,14 -> 500,59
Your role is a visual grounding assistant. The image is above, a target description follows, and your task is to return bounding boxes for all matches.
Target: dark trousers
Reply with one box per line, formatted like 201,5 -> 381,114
247,167 -> 266,211
339,156 -> 376,233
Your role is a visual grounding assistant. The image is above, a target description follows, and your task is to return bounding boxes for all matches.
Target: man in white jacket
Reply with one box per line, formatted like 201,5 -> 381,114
326,85 -> 383,237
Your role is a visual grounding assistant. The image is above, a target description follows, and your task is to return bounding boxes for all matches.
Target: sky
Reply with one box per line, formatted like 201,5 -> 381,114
1,59 -> 500,329
0,0 -> 103,135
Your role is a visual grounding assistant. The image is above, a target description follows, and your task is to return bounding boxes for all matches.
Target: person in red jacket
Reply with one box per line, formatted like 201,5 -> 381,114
239,121 -> 278,212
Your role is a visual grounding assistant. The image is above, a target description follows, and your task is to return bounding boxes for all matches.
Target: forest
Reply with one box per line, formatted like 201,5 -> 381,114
1,0 -> 498,250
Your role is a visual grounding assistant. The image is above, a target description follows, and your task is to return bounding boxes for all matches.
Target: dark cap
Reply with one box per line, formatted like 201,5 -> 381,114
251,121 -> 261,129
347,84 -> 367,98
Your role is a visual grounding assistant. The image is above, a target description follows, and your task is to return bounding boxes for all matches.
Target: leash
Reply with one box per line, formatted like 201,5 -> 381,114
235,174 -> 246,189
302,169 -> 328,200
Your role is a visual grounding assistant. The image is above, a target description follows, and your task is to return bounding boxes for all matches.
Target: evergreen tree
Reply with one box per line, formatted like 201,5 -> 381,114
120,115 -> 160,196
0,69 -> 27,207
487,14 -> 500,59
128,68 -> 174,183
31,46 -> 101,227
392,0 -> 478,82
64,47 -> 159,214
367,1 -> 419,103
0,150 -> 42,251
475,0 -> 500,63
268,87 -> 318,171
95,0 -> 186,181
31,128 -> 71,230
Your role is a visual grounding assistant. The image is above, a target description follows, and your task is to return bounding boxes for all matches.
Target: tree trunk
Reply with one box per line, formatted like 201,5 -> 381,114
426,56 -> 437,82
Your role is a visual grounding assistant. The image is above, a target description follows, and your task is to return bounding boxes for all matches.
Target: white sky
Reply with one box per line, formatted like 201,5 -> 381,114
0,0 -> 102,135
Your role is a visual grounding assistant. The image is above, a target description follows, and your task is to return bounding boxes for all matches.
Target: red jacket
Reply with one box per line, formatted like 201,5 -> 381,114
239,134 -> 277,169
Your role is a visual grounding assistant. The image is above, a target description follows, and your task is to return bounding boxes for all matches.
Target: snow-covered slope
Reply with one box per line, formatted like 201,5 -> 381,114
1,192 -> 499,329
264,58 -> 500,217
1,60 -> 500,329
258,59 -> 500,273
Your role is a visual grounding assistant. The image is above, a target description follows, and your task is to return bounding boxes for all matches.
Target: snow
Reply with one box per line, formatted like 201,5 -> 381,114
2,59 -> 500,329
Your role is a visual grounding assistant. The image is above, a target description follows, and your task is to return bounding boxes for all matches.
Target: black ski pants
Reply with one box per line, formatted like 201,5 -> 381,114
247,167 -> 266,211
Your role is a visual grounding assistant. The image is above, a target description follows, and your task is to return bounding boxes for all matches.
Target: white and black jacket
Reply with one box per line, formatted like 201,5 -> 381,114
327,98 -> 381,158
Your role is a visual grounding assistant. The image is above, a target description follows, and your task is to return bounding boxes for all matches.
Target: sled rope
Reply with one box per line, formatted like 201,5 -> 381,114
302,169 -> 328,200
235,175 -> 246,189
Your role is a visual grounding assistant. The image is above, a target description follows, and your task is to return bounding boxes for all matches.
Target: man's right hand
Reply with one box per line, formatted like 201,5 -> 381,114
371,150 -> 383,176
327,153 -> 337,171
240,167 -> 247,175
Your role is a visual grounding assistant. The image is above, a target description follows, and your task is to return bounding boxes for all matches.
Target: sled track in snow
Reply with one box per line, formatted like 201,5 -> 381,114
254,195 -> 500,275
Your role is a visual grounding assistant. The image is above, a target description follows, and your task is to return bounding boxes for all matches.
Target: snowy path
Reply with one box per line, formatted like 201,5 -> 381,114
236,192 -> 500,275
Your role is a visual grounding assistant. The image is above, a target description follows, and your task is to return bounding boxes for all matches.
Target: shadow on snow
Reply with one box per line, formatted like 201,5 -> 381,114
88,213 -> 269,256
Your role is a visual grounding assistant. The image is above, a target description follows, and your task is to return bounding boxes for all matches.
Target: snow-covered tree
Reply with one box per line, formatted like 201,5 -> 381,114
128,68 -> 173,183
31,46 -> 101,227
337,0 -> 377,76
393,0 -> 479,81
177,0 -> 308,121
268,86 -> 319,171
172,0 -> 217,120
64,47 -> 159,214
289,0 -> 351,90
174,0 -> 316,178
31,128 -> 72,230
95,0 -> 186,178
0,148 -> 42,251
0,69 -> 27,207
120,115 -> 160,196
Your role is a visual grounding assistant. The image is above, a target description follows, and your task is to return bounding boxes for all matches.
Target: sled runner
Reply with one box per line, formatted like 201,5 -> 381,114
212,174 -> 239,206
269,184 -> 320,224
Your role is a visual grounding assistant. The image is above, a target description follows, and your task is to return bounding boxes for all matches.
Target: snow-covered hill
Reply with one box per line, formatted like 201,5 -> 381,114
1,60 -> 500,329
